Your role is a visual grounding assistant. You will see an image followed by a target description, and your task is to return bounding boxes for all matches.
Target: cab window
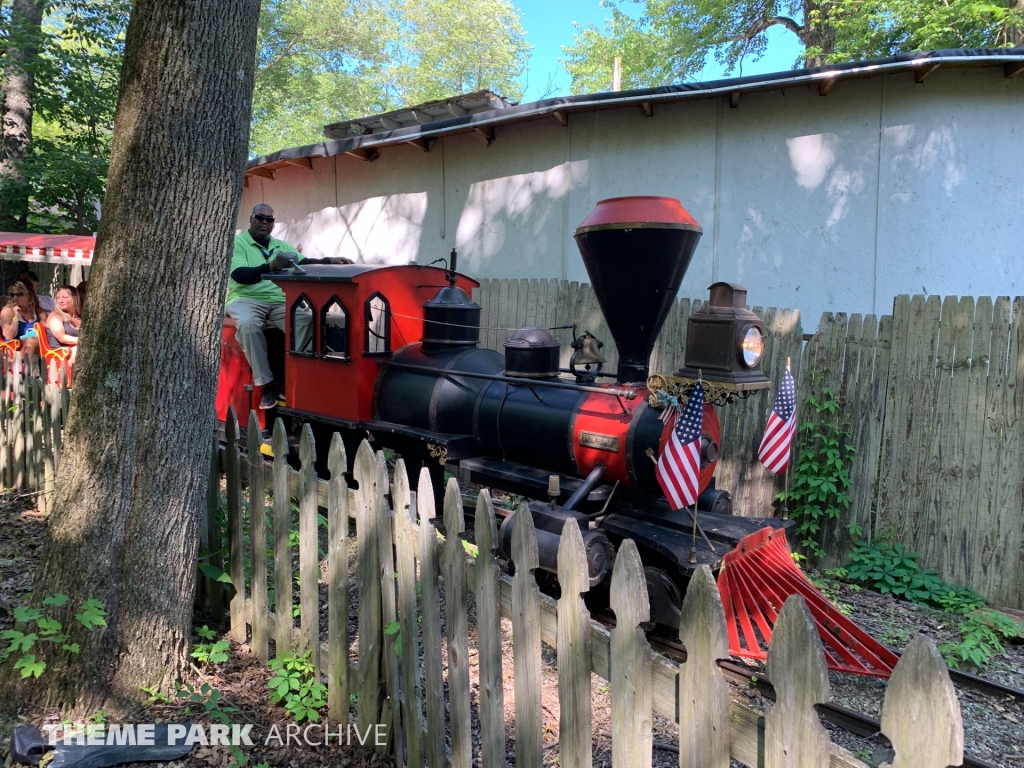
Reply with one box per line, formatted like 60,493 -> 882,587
365,292 -> 390,355
321,297 -> 348,360
290,295 -> 315,355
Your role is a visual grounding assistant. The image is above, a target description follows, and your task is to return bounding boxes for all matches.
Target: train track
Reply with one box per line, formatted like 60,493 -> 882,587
642,630 -> 1020,768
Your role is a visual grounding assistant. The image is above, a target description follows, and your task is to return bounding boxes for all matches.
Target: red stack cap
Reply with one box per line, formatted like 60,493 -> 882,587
575,196 -> 702,232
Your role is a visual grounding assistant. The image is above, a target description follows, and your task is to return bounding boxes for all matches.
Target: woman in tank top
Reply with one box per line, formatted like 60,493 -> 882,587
1,280 -> 46,358
46,285 -> 82,366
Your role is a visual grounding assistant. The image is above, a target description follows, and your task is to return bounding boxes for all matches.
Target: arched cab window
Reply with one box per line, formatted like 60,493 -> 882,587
320,297 -> 348,361
290,294 -> 315,356
365,292 -> 390,355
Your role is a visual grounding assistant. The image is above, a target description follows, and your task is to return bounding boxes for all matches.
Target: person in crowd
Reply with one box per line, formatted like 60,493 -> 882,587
226,203 -> 352,409
45,285 -> 82,365
76,279 -> 88,308
19,270 -> 56,312
1,280 -> 47,357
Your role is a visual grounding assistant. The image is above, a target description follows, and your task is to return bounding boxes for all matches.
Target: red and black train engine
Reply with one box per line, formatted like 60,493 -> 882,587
216,196 -> 791,627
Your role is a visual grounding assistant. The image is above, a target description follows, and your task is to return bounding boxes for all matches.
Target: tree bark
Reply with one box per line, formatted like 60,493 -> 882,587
0,0 -> 44,230
6,0 -> 261,715
800,0 -> 836,66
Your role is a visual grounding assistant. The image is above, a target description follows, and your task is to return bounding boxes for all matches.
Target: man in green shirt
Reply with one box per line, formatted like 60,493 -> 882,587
226,204 -> 350,409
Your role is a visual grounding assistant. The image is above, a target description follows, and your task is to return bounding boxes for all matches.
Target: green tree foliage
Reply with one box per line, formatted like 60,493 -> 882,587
29,0 -> 129,233
250,0 -> 530,157
562,0 -> 1024,94
384,0 -> 531,108
250,0 -> 394,155
0,0 -> 128,234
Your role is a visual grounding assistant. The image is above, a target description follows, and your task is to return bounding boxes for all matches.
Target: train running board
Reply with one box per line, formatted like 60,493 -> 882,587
717,527 -> 898,678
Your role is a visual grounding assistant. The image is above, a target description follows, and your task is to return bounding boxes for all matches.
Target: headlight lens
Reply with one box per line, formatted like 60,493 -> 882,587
740,326 -> 764,367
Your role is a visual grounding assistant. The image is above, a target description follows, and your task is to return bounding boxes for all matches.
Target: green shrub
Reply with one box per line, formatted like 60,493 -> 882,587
844,540 -> 984,612
780,371 -> 855,560
939,609 -> 1024,669
267,651 -> 327,723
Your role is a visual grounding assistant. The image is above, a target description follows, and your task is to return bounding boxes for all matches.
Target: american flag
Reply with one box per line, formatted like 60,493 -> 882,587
656,381 -> 704,510
758,365 -> 797,474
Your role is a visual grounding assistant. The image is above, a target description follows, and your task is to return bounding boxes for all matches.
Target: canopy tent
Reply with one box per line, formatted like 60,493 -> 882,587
0,232 -> 95,265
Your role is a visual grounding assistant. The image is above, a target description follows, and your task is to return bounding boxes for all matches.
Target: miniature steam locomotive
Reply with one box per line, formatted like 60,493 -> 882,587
215,195 -> 798,630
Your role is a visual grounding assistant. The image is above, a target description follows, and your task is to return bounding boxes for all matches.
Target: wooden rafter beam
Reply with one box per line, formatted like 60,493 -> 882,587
246,167 -> 276,180
819,78 -> 836,96
283,157 -> 313,169
729,91 -> 740,108
411,109 -> 433,125
553,110 -> 568,127
447,101 -> 468,117
640,101 -> 653,117
914,63 -> 940,83
380,116 -> 402,131
405,137 -> 431,152
473,125 -> 494,146
1006,61 -> 1024,79
344,147 -> 379,162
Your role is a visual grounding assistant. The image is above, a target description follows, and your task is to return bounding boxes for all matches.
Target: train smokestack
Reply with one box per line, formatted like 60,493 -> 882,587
574,197 -> 703,384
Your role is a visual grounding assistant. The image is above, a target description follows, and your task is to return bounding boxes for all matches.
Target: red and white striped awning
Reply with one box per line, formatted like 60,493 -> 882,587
0,232 -> 96,265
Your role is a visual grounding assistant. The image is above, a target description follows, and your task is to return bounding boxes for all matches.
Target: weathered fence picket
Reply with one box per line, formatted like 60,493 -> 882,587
247,410 -> 269,662
354,440 -> 381,730
443,477 -> 471,768
609,539 -> 653,768
377,451 -> 400,755
390,459 -> 421,768
474,489 -> 505,768
272,419 -> 292,654
510,501 -> 542,768
556,518 -> 592,768
298,425 -> 320,672
326,433 -> 349,723
764,595 -> 832,768
678,565 -> 729,768
224,408 -> 246,644
879,636 -> 963,768
416,467 -> 444,768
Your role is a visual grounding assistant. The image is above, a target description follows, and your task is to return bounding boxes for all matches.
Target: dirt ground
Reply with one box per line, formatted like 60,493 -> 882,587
1,490 -> 1022,768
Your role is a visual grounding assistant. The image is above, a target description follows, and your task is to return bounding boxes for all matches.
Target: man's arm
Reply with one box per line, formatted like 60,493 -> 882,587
230,263 -> 272,284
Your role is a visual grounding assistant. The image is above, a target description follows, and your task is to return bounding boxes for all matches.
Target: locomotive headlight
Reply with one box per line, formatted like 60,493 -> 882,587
740,326 -> 764,368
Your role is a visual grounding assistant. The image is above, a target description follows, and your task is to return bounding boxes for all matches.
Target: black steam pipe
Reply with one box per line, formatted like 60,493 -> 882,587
379,361 -> 638,400
562,464 -> 606,511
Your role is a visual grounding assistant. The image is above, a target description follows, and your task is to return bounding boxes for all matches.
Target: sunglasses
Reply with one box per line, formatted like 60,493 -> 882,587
7,292 -> 25,298
253,215 -> 275,223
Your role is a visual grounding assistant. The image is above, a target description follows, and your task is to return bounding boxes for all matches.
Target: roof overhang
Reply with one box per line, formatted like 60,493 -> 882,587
246,48 -> 1024,177
0,232 -> 95,265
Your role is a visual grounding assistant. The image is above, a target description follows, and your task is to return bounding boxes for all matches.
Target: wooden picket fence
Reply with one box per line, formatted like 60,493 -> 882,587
210,405 -> 968,768
0,354 -> 70,513
473,279 -> 1024,607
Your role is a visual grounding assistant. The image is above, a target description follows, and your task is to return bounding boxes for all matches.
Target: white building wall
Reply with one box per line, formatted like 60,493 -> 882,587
239,67 -> 1024,324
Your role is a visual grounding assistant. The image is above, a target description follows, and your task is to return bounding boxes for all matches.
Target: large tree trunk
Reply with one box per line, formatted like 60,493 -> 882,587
0,0 -> 44,230
6,0 -> 260,715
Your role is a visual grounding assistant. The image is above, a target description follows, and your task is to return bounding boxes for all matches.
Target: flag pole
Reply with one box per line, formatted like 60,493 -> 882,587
689,370 -> 702,564
781,357 -> 792,519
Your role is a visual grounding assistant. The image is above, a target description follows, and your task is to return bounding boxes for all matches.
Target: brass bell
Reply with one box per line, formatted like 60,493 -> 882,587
569,331 -> 607,383
571,331 -> 606,365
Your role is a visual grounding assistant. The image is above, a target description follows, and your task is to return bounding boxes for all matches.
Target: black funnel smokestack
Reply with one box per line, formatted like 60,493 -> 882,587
574,197 -> 703,384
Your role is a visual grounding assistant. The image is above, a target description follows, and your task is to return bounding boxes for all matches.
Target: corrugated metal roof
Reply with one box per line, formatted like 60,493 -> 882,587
246,48 -> 1024,176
